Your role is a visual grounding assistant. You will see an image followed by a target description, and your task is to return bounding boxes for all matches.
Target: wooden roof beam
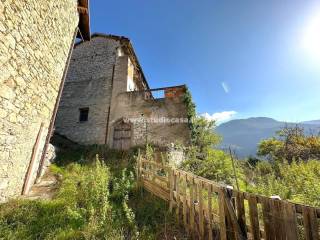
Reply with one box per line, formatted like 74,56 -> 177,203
77,0 -> 91,41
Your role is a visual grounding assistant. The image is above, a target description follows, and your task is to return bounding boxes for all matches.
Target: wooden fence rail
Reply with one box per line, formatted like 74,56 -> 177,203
137,158 -> 320,240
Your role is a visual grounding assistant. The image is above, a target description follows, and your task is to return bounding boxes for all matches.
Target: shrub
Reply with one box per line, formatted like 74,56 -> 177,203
0,159 -> 124,240
247,160 -> 320,207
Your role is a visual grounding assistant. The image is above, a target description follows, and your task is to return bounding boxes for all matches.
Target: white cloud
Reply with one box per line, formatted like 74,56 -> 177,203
221,82 -> 229,93
200,111 -> 237,123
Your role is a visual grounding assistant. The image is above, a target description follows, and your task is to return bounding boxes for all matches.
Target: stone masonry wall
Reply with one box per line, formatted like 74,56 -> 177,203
55,35 -> 190,149
109,91 -> 191,147
0,0 -> 79,202
55,37 -> 122,144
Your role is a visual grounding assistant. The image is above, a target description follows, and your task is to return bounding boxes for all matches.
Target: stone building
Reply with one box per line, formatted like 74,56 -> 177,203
0,0 -> 90,202
55,34 -> 190,149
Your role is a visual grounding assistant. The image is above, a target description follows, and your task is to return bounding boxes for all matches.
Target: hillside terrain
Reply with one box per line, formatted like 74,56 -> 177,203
0,143 -> 186,240
216,117 -> 320,158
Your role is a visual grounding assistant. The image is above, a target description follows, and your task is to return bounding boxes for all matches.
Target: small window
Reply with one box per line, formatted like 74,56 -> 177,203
79,108 -> 89,122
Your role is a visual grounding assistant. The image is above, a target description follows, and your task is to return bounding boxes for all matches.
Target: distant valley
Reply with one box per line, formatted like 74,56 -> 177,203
215,117 -> 320,158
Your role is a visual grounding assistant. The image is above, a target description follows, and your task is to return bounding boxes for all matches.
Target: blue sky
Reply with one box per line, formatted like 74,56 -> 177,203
90,0 -> 320,123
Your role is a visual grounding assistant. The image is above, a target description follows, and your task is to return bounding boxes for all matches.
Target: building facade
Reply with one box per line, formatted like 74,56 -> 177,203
55,34 -> 190,149
0,0 -> 90,202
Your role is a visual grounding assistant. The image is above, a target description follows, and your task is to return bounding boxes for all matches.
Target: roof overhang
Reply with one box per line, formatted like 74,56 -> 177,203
77,0 -> 90,41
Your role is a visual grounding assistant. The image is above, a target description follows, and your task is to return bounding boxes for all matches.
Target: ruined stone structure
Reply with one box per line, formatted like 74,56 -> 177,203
0,0 -> 90,202
55,34 -> 190,149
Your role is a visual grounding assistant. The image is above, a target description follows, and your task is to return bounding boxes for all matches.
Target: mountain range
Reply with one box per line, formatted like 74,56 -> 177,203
215,117 -> 320,158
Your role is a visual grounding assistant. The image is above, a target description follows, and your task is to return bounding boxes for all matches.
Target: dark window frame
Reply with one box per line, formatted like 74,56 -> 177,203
79,107 -> 89,122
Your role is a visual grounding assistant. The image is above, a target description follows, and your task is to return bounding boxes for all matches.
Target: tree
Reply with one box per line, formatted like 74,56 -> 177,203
257,125 -> 320,163
183,87 -> 221,150
181,87 -> 244,187
191,117 -> 221,153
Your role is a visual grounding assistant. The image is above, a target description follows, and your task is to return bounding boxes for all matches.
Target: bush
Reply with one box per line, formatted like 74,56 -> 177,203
247,160 -> 320,207
0,146 -> 187,239
0,159 -> 124,239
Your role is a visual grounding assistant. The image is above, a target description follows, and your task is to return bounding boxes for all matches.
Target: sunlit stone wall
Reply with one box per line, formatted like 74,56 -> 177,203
0,0 -> 79,202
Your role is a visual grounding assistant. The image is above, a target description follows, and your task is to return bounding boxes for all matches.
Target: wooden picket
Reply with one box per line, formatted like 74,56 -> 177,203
137,157 -> 320,240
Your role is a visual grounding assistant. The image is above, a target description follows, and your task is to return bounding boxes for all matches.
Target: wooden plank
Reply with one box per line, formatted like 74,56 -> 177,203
303,206 -> 312,240
222,190 -> 246,240
207,184 -> 213,240
309,207 -> 319,240
141,169 -> 168,184
198,181 -> 204,239
295,203 -> 320,218
194,179 -> 199,238
261,197 -> 273,240
176,172 -> 180,222
218,188 -> 227,240
235,191 -> 247,239
142,179 -> 170,201
169,169 -> 174,213
139,159 -> 320,240
248,195 -> 260,240
182,173 -> 188,228
271,200 -> 285,240
190,177 -> 195,233
223,191 -> 234,240
177,169 -> 221,192
279,201 -> 287,240
283,201 -> 298,240
303,206 -> 319,240
22,123 -> 44,195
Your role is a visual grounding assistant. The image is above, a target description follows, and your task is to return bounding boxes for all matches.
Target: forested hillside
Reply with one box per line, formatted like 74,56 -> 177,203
216,117 -> 320,157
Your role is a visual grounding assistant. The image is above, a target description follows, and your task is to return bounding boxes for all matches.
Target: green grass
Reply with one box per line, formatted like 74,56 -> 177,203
0,160 -> 123,240
0,145 -> 186,240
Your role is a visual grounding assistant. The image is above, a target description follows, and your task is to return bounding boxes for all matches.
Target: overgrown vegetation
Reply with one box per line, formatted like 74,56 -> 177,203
183,86 -> 196,141
1,90 -> 319,239
257,125 -> 320,163
181,89 -> 320,208
246,125 -> 320,207
185,120 -> 320,207
245,160 -> 320,206
181,87 -> 244,188
0,159 -> 123,239
0,145 -> 186,239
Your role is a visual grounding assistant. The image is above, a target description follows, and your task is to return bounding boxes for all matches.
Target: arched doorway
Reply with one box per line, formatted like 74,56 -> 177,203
112,119 -> 132,150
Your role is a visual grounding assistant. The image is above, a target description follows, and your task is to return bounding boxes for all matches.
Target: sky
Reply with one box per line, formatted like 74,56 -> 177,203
89,0 -> 320,123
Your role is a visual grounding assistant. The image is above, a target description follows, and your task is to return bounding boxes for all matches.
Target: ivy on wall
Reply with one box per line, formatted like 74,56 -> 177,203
183,86 -> 197,144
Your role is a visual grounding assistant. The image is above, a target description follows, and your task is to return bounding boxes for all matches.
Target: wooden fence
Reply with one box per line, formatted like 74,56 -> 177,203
137,158 -> 320,240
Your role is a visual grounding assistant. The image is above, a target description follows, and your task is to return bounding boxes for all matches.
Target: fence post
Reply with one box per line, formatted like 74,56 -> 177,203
207,184 -> 213,240
136,158 -> 320,240
182,173 -> 187,229
198,181 -> 204,239
248,195 -> 260,240
190,177 -> 195,237
236,191 -> 247,239
169,167 -> 174,213
175,171 -> 180,223
218,188 -> 227,240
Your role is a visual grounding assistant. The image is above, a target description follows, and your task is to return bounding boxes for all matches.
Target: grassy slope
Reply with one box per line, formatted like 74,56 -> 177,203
0,144 -> 187,240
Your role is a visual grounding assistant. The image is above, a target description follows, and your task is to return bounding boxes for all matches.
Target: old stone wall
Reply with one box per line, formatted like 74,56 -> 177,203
55,34 -> 190,150
55,37 -> 122,144
109,91 -> 191,147
167,146 -> 185,167
106,54 -> 148,146
0,0 -> 79,202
